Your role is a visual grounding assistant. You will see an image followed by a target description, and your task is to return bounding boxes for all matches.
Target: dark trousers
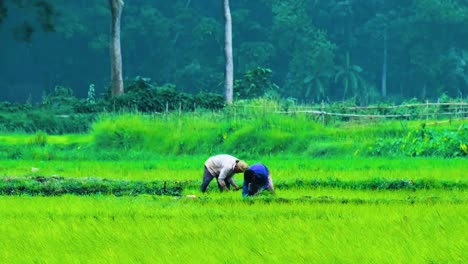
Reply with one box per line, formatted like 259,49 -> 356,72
200,166 -> 231,192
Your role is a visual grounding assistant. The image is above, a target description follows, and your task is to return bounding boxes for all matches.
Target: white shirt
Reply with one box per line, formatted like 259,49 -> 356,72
204,154 -> 238,181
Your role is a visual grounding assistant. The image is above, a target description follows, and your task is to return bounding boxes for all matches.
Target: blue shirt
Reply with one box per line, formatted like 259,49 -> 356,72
242,163 -> 270,197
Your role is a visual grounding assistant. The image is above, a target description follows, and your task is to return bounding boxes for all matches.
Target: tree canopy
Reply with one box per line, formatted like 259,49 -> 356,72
0,0 -> 467,104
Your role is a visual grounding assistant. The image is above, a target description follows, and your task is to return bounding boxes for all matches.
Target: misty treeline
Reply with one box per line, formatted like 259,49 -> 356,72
0,0 -> 467,104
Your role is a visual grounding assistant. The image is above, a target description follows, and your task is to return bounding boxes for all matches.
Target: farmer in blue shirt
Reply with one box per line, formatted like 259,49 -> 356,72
242,163 -> 275,197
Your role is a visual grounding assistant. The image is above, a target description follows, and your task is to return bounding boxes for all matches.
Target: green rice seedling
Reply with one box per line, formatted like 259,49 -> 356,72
0,156 -> 466,184
0,196 -> 465,263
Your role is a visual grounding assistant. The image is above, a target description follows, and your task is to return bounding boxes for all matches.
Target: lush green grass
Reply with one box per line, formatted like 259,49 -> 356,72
1,112 -> 465,158
0,195 -> 466,263
1,157 -> 465,182
0,156 -> 465,263
0,113 -> 465,263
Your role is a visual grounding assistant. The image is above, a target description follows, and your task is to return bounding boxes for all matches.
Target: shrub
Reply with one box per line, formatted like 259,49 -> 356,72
234,67 -> 279,99
108,78 -> 224,112
401,124 -> 467,157
371,123 -> 468,157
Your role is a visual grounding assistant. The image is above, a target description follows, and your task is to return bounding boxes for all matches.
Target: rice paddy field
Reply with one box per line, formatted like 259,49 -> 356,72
0,156 -> 466,263
0,113 -> 466,263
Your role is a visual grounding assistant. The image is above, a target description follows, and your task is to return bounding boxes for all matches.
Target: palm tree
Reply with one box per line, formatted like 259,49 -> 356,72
303,74 -> 326,102
334,52 -> 363,102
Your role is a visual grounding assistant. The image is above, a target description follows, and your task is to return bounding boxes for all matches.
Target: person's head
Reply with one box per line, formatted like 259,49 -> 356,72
244,169 -> 255,182
234,160 -> 248,173
244,169 -> 267,196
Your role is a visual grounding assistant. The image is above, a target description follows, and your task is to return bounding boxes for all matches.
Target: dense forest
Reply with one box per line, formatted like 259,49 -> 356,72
1,0 -> 467,104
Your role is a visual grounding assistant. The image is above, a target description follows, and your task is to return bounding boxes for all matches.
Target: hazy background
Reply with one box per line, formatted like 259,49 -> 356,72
1,0 -> 467,103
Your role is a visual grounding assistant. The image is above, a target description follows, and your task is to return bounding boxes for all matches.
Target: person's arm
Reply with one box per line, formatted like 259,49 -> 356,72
227,177 -> 240,190
217,167 -> 232,191
249,185 -> 261,196
267,175 -> 275,194
217,178 -> 228,191
242,181 -> 249,197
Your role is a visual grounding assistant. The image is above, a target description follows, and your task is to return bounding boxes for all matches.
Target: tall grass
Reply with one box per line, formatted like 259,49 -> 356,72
88,112 -> 465,157
1,109 -> 465,159
91,113 -> 229,155
88,111 -> 406,157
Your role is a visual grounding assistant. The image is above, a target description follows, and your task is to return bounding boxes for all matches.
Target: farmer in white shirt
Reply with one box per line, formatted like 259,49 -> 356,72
200,154 -> 249,192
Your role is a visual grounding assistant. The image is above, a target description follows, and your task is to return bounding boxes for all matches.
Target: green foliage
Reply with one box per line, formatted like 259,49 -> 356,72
275,177 -> 465,191
0,106 -> 95,134
41,85 -> 79,114
0,177 -> 182,196
1,96 -> 467,158
92,114 -> 152,150
192,17 -> 221,43
1,104 -> 342,159
0,101 -> 32,113
0,144 -> 23,159
91,113 -> 228,156
401,123 -> 467,157
0,173 -> 464,197
234,67 -> 279,99
3,0 -> 468,104
29,130 -> 48,146
0,81 -> 224,134
285,29 -> 337,102
334,52 -> 364,101
415,0 -> 467,23
194,92 -> 225,110
109,77 -> 225,112
372,123 -> 468,157
223,126 -> 294,156
0,0 -> 56,41
237,42 -> 276,73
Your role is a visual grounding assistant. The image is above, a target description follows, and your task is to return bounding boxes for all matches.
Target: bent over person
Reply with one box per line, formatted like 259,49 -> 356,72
242,163 -> 274,197
201,154 -> 249,192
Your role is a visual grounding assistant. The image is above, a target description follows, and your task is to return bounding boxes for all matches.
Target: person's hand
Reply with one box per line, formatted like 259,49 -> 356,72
233,186 -> 240,191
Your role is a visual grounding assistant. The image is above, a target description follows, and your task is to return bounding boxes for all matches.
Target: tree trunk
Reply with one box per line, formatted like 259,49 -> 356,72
223,0 -> 233,104
109,0 -> 124,97
422,83 -> 427,99
381,29 -> 388,98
